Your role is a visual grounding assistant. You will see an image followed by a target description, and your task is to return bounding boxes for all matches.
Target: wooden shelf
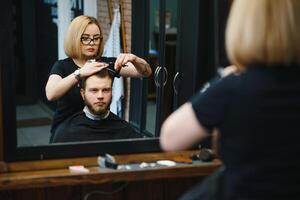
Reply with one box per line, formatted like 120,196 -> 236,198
0,151 -> 222,190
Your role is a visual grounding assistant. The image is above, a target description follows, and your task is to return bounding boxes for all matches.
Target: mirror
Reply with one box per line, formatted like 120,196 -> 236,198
13,1 -> 151,147
2,0 -> 226,161
1,0 -> 161,162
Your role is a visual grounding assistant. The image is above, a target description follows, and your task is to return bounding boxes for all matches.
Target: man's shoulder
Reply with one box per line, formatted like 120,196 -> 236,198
62,111 -> 86,126
52,111 -> 87,143
108,112 -> 123,120
107,113 -> 135,128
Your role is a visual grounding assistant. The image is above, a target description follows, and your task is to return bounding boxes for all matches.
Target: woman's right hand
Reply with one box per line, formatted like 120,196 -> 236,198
46,60 -> 108,101
79,60 -> 108,78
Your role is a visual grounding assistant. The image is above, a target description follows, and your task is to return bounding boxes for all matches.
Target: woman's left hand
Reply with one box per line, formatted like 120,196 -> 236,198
114,53 -> 152,77
114,53 -> 137,71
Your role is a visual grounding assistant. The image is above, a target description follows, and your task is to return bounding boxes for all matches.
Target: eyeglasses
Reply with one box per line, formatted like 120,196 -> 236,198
81,36 -> 102,45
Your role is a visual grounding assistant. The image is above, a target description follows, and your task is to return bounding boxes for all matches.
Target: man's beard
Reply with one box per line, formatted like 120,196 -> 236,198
84,99 -> 111,115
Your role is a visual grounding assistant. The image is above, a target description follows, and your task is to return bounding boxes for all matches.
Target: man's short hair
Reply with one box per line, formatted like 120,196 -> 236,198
80,68 -> 114,89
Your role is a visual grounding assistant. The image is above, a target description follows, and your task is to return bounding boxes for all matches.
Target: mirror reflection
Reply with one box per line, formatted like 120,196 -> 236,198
8,0 -> 224,152
14,0 -> 157,147
146,0 -> 178,135
14,0 -> 182,148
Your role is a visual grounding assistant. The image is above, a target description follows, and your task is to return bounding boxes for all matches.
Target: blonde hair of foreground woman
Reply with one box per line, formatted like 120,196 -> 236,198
226,0 -> 300,69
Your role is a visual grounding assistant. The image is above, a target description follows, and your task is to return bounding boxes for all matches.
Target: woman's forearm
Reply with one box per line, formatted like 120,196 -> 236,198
45,74 -> 79,101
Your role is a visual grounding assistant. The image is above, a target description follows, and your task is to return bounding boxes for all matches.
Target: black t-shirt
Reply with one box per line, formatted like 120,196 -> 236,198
191,64 -> 300,200
49,58 -> 84,135
51,111 -> 142,143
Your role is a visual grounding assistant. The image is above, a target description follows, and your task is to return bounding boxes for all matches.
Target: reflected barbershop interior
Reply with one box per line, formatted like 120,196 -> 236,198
2,0 -> 300,200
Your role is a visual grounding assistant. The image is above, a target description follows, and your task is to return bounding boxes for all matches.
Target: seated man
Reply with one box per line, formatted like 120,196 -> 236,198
51,69 -> 142,143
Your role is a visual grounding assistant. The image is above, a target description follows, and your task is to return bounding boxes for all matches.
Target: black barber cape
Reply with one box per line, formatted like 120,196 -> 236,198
52,111 -> 142,143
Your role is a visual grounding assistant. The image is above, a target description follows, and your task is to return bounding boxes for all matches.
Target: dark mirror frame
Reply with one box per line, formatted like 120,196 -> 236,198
1,0 -> 161,162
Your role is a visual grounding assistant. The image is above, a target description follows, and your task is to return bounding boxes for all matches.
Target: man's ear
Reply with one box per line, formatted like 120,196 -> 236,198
80,88 -> 85,100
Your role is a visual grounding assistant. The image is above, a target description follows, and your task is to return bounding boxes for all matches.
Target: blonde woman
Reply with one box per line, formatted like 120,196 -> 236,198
46,15 -> 151,142
160,0 -> 300,199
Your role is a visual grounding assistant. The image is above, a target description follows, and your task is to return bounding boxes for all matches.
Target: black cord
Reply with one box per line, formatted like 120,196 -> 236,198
83,182 -> 129,200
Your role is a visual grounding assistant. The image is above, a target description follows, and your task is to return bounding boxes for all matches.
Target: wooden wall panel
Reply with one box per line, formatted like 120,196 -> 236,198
0,177 -> 205,200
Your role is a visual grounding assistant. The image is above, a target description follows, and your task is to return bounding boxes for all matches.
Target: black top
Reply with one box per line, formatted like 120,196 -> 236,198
49,58 -> 84,136
191,64 -> 300,200
51,111 -> 142,143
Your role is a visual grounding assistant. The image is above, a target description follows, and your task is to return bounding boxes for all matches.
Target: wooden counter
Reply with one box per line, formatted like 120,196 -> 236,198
0,151 -> 222,200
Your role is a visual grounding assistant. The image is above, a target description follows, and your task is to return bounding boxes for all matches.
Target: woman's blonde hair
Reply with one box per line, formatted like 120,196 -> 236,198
226,0 -> 300,68
64,15 -> 103,60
